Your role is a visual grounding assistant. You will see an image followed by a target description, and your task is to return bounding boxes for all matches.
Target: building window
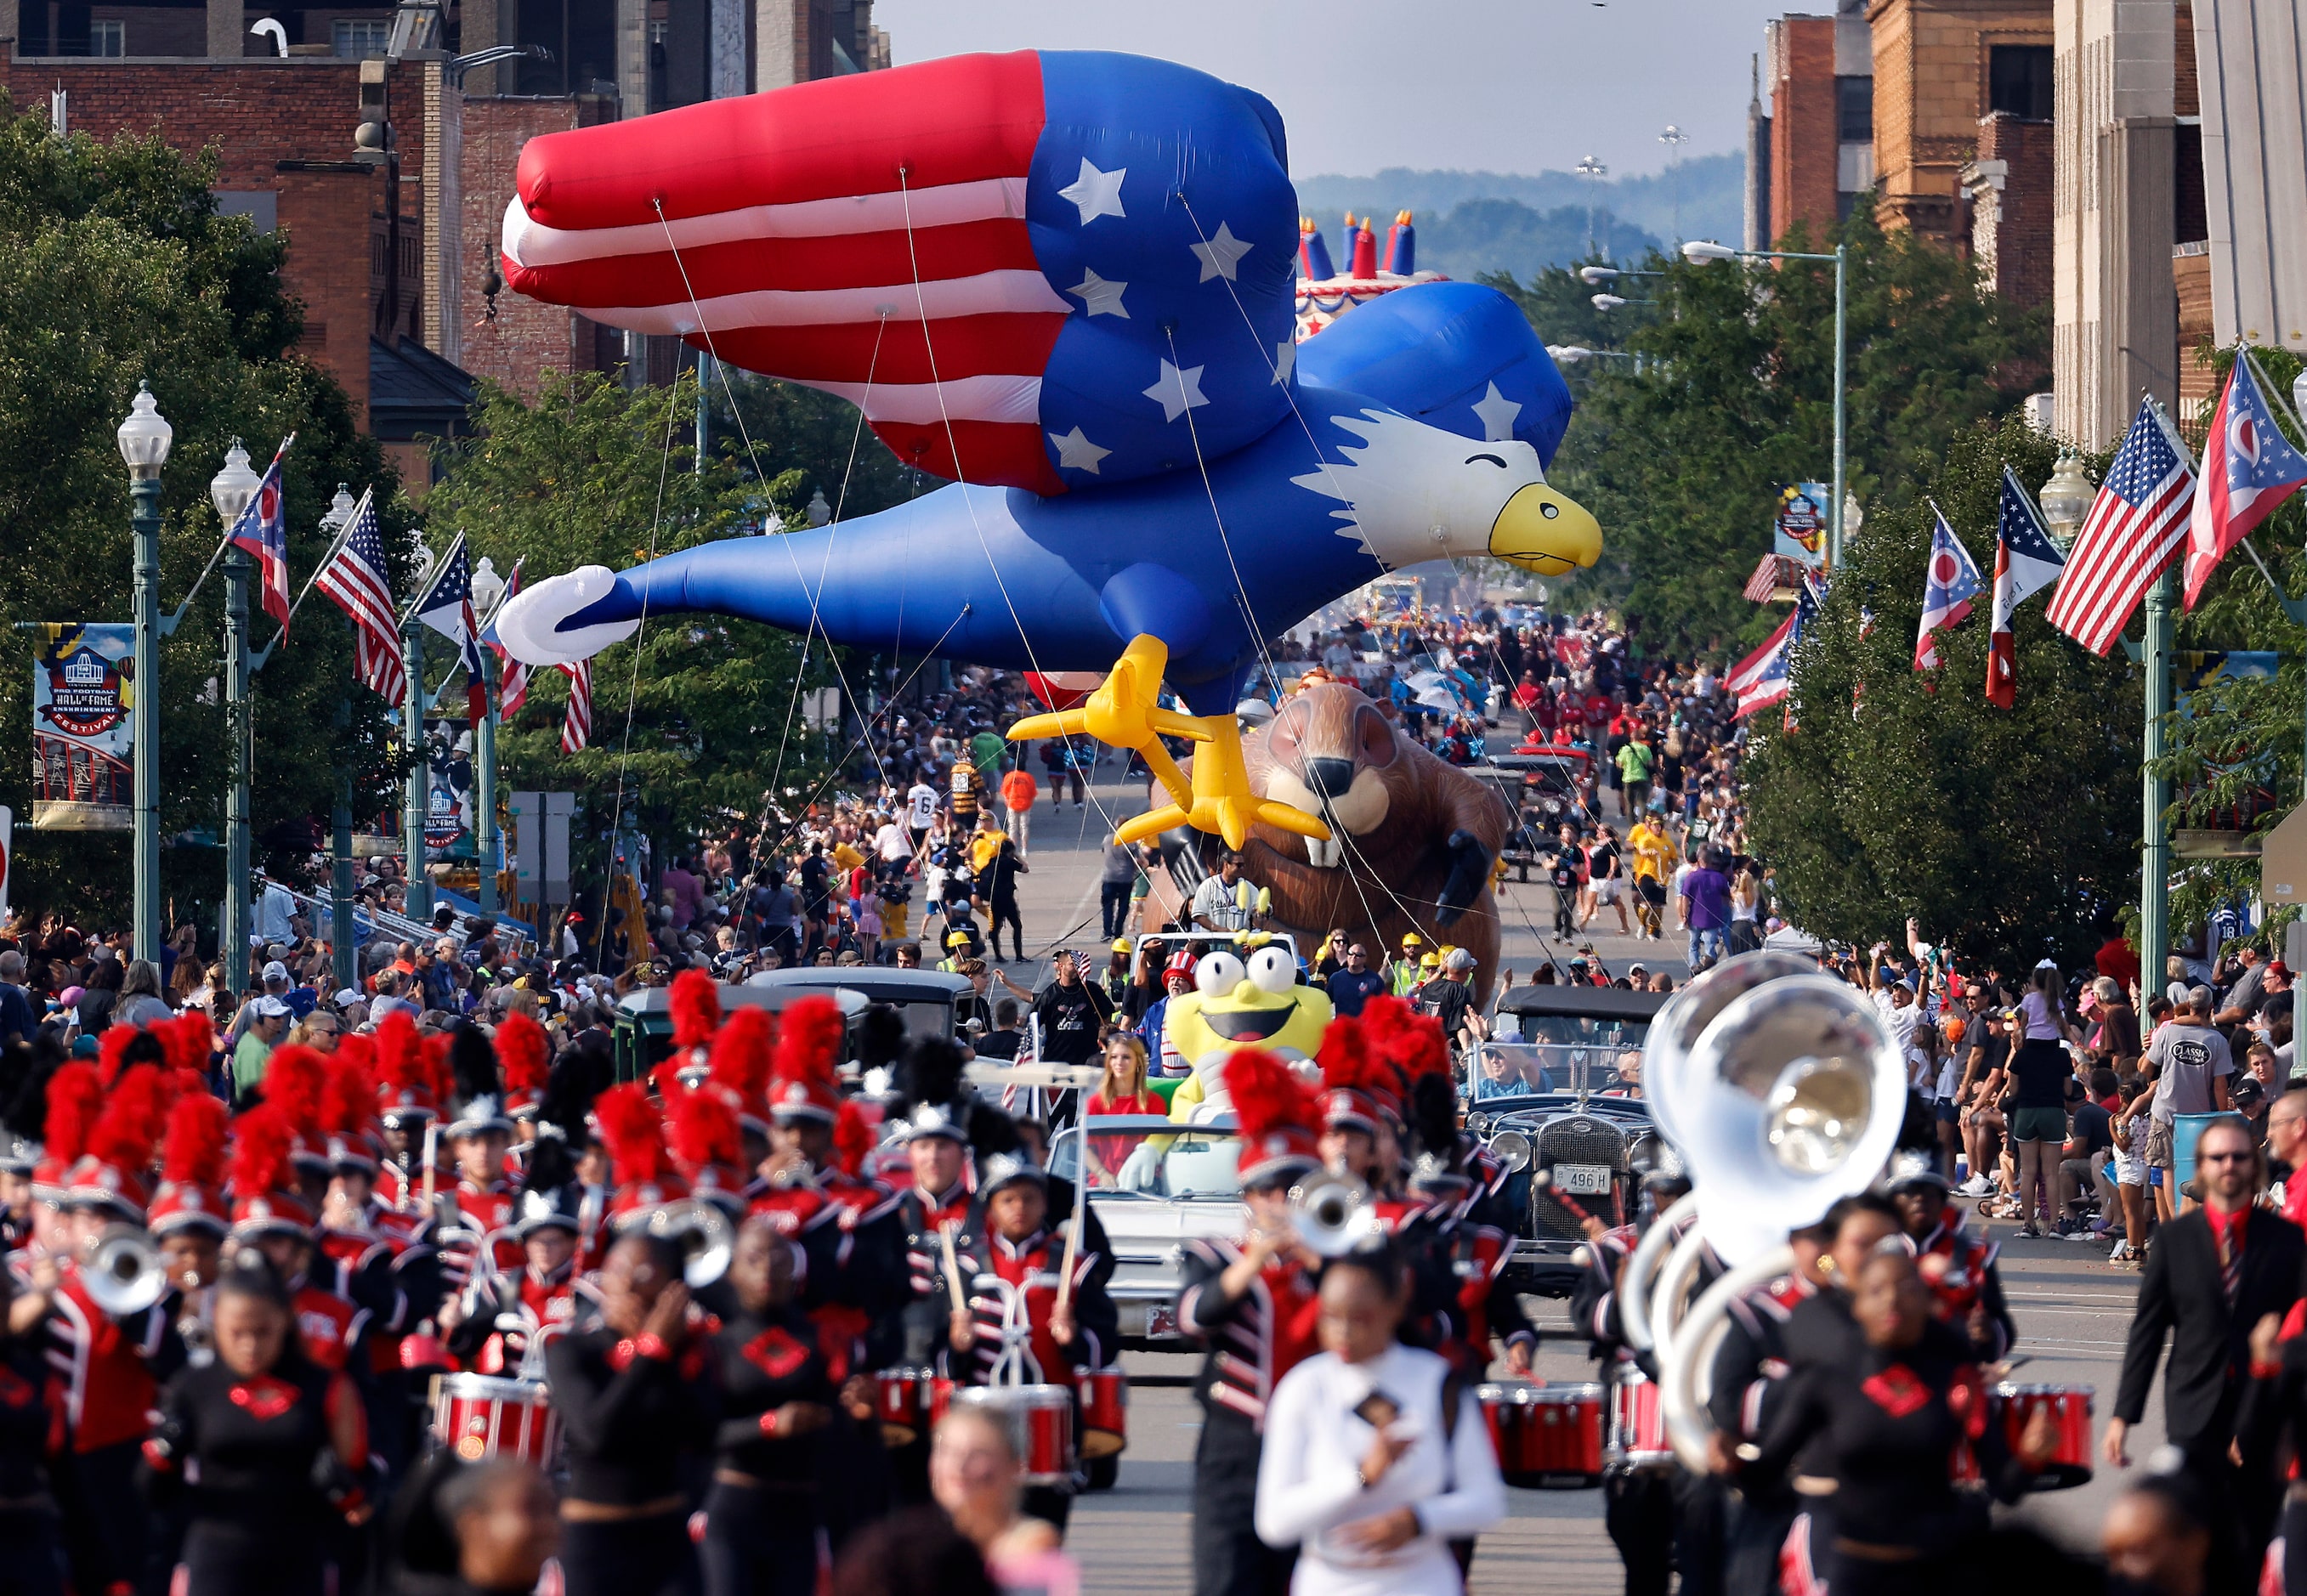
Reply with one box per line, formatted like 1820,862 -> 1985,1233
1989,45 -> 2053,120
88,19 -> 125,55
1835,76 -> 1872,144
333,19 -> 392,56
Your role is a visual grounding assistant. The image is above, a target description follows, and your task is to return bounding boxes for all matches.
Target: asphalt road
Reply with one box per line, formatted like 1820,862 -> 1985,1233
993,767 -> 2157,1589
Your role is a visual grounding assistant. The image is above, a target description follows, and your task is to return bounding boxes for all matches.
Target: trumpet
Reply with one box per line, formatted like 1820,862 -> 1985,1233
83,1225 -> 168,1318
1287,1175 -> 1377,1259
646,1199 -> 734,1289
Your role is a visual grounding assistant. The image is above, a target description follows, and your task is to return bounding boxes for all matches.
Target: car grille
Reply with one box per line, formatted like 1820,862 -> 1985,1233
1530,1117 -> 1626,1241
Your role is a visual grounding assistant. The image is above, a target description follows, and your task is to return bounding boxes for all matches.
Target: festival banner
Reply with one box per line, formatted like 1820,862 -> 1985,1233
1773,483 -> 1830,569
31,623 -> 133,831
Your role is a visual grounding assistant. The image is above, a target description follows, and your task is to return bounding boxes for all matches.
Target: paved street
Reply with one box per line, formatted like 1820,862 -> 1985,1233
994,765 -> 2155,1590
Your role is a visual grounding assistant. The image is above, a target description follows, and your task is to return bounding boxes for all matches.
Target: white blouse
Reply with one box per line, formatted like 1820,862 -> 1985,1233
1254,1342 -> 1506,1596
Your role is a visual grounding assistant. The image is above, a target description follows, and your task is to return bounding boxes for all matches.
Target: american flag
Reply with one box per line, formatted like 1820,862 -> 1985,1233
560,659 -> 592,753
413,532 -> 489,728
2044,399 -> 2196,655
313,488 -> 405,705
485,560 -> 530,716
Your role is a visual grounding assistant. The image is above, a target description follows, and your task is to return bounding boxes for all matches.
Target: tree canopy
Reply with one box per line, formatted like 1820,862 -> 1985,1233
1493,210 -> 2046,655
1742,417 -> 2140,971
0,92 -> 404,930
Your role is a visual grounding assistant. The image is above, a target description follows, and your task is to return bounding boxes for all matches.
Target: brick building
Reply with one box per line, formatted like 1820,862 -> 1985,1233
1755,2 -> 1877,246
1868,0 -> 2055,246
9,0 -> 890,484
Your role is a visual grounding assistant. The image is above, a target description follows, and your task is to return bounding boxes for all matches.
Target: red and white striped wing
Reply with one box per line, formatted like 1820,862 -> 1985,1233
502,51 -> 1069,494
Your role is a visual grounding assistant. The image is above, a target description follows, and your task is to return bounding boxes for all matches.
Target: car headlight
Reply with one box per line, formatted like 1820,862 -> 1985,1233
1469,1112 -> 1492,1136
1490,1129 -> 1533,1172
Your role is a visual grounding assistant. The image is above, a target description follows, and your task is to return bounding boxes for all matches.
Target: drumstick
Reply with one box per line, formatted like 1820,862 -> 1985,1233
938,1221 -> 969,1314
1055,1171 -> 1085,1315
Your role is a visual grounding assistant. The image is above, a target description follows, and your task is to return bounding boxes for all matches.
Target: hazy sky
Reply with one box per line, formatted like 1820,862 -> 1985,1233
875,0 -> 1790,179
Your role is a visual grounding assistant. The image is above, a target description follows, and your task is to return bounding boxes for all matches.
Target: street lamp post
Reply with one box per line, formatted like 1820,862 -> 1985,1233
469,557 -> 507,917
207,443 -> 261,997
403,607 -> 430,927
116,385 -> 173,965
2141,569 -> 2175,999
1685,238 -> 1851,570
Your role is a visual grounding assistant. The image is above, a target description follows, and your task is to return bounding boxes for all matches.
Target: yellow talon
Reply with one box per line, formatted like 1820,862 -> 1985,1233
1006,634 -> 1332,851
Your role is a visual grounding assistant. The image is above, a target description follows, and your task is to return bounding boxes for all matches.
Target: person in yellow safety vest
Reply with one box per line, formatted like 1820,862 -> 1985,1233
1390,932 -> 1426,997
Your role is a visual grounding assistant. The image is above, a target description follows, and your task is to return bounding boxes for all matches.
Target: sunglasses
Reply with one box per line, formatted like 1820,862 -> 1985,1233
2200,1151 -> 2253,1164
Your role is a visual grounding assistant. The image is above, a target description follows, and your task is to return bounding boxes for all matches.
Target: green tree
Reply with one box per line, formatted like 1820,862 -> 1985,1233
712,373 -> 932,527
422,371 -> 842,885
0,93 -> 405,931
1513,211 -> 2044,654
1743,417 -> 2139,970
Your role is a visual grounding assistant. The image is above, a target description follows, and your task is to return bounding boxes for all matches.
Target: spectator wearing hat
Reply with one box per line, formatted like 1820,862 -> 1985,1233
1136,953 -> 1200,1078
1391,934 -> 1427,999
1417,948 -> 1487,1055
230,997 -> 292,1109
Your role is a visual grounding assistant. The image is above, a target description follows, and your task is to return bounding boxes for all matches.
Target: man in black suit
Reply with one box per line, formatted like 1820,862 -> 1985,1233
2109,1114 -> 2305,1566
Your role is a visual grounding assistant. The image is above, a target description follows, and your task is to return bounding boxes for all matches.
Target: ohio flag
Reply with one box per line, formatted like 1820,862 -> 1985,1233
227,437 -> 294,630
1913,507 -> 1983,671
2182,356 -> 2307,608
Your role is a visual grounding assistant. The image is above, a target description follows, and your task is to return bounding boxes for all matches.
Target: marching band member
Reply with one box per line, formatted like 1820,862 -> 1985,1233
887,1105 -> 981,1369
1704,1219 -> 1828,1596
1178,1049 -> 1326,1596
0,1139 -> 37,1254
703,1215 -> 847,1596
496,1010 -> 553,1155
52,1058 -> 182,1596
439,1197 -> 581,1376
1885,1161 -> 2015,1361
226,1105 -> 371,1378
1706,1248 -> 2056,1596
372,1013 -> 451,1214
149,1091 -> 231,1366
945,1151 -> 1117,1536
1312,1019 -> 1400,1212
1570,1163 -> 1703,1596
546,1174 -> 716,1596
143,1257 -> 373,1596
0,1244 -> 66,1596
1398,1054 -> 1534,1385
442,1095 -> 520,1256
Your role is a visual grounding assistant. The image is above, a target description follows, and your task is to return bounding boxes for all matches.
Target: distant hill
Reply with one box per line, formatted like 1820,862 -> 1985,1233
1295,151 -> 1744,260
1410,201 -> 1658,284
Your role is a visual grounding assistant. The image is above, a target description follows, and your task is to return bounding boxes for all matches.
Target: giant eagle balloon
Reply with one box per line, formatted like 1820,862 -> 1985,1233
495,50 -> 1601,846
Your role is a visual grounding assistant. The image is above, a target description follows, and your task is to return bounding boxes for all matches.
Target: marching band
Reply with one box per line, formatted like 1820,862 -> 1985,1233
0,948 -> 2110,1596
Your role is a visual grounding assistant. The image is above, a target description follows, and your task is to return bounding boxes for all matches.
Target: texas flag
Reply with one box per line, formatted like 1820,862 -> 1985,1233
1913,507 -> 1983,671
2183,356 -> 2307,608
1985,467 -> 2066,709
227,436 -> 294,630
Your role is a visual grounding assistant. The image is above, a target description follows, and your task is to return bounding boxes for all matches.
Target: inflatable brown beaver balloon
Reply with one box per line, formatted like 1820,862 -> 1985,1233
1189,682 -> 1511,1001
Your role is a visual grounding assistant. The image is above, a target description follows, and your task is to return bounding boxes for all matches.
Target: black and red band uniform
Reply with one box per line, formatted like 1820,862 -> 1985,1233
703,1301 -> 840,1596
48,1259 -> 184,1596
544,1316 -> 718,1596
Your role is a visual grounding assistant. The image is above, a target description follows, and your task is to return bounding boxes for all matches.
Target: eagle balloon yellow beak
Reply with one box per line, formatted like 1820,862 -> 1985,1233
1488,482 -> 1601,574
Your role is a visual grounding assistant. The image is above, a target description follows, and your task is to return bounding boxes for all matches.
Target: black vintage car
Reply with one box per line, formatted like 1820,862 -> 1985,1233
1463,983 -> 1674,1295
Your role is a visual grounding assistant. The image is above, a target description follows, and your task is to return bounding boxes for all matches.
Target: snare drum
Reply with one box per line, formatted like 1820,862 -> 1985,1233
1477,1381 -> 1604,1489
951,1384 -> 1076,1486
873,1367 -> 932,1447
1605,1366 -> 1672,1472
1994,1383 -> 2094,1491
1077,1367 -> 1128,1459
431,1372 -> 560,1466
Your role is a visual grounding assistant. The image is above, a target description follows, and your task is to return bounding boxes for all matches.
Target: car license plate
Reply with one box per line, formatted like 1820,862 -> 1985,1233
1553,1163 -> 1613,1196
1148,1303 -> 1179,1338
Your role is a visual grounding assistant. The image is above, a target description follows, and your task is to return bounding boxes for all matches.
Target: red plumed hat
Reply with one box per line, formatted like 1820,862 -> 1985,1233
496,1010 -> 551,1118
375,1010 -> 437,1123
708,1006 -> 777,1134
151,1092 -> 230,1237
770,994 -> 844,1124
159,1012 -> 215,1087
96,1022 -> 167,1089
228,1103 -> 313,1235
264,1044 -> 332,1167
1315,1013 -> 1398,1134
37,1061 -> 105,1198
320,1045 -> 382,1173
671,969 -> 723,1055
1225,1048 -> 1324,1188
831,1098 -> 876,1180
71,1063 -> 168,1220
595,1081 -> 687,1221
1360,995 -> 1448,1100
664,1078 -> 745,1205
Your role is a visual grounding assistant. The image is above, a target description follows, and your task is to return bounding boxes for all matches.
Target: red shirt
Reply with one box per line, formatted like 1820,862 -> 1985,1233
2095,937 -> 2142,993
2203,1199 -> 2249,1260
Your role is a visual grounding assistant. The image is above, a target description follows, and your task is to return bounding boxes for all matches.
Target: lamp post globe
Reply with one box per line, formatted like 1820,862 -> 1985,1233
2039,453 -> 2094,551
1591,293 -> 1629,311
208,439 -> 260,527
120,384 -> 172,964
1681,240 -> 1739,263
116,382 -> 173,478
323,483 -> 358,532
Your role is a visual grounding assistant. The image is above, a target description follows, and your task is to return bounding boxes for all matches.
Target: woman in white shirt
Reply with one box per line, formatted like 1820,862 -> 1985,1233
1254,1249 -> 1505,1596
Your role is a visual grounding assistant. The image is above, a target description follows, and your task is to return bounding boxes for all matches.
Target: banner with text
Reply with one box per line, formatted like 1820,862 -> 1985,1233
32,623 -> 133,830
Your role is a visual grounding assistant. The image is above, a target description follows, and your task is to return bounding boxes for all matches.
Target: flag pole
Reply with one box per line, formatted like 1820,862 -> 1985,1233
2143,397 -> 2191,1006
251,494 -> 367,673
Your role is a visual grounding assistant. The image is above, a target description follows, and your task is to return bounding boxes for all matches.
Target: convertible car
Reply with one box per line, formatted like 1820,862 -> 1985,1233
1048,1113 -> 1245,1350
1463,983 -> 1674,1295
